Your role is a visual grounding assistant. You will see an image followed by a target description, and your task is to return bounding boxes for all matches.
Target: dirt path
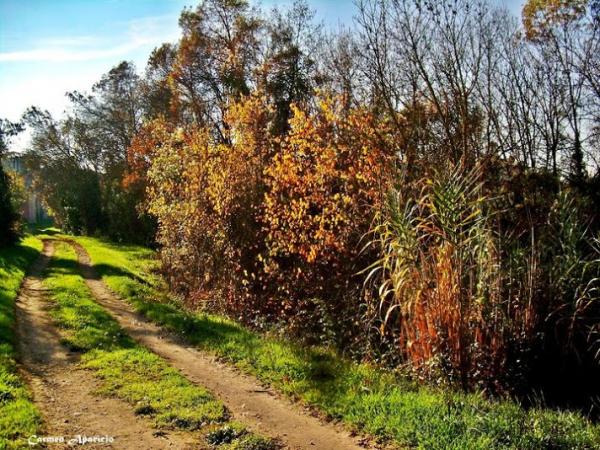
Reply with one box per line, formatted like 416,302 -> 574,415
15,240 -> 200,449
68,240 -> 371,450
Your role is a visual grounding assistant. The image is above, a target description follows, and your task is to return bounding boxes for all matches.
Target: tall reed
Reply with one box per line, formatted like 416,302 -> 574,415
363,163 -> 600,393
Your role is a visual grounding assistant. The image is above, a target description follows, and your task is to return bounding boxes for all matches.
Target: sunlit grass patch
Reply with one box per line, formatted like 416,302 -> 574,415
0,236 -> 43,449
44,241 -> 276,449
74,234 -> 600,449
83,348 -> 226,429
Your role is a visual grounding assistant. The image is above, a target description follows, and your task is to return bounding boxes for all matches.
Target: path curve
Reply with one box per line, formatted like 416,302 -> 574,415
68,239 -> 370,450
15,240 -> 200,449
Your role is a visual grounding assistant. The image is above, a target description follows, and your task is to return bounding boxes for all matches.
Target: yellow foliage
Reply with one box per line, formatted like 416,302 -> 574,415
264,95 -> 397,266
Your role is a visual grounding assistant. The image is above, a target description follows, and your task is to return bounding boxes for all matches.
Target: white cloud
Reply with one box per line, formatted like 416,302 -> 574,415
0,47 -> 128,62
0,72 -> 95,118
0,13 -> 182,152
0,14 -> 180,63
40,36 -> 100,47
0,70 -> 99,152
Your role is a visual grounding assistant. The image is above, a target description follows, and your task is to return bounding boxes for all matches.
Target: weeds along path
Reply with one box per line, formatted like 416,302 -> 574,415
67,239 -> 368,450
15,240 -> 199,449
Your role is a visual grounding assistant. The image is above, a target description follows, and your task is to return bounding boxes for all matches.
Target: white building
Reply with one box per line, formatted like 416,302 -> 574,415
2,153 -> 50,224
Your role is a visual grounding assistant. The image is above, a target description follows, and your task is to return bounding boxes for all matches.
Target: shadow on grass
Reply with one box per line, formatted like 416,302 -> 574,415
0,242 -> 41,347
135,298 -> 366,405
45,253 -> 137,352
52,239 -> 404,411
66,245 -> 379,408
72,236 -> 600,448
0,242 -> 40,272
93,263 -> 152,287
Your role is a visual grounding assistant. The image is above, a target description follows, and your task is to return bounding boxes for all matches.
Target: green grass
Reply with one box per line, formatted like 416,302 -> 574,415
71,234 -> 600,449
0,236 -> 44,450
44,241 -> 275,449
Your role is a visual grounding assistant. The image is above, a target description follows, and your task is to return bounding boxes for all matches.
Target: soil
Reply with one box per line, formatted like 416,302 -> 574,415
15,240 -> 201,450
68,240 -> 372,450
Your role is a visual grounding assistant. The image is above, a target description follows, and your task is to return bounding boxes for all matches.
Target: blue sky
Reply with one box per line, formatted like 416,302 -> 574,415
0,0 -> 523,150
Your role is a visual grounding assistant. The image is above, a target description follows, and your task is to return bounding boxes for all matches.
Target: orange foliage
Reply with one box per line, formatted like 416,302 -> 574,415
144,92 -> 400,338
262,95 -> 398,314
522,0 -> 588,40
145,94 -> 273,304
123,118 -> 174,190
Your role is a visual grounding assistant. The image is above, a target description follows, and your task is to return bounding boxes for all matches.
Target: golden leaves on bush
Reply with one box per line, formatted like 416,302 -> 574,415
264,96 -> 396,266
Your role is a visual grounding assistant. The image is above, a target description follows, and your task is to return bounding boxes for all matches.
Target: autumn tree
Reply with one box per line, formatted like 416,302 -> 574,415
523,0 -> 589,41
262,95 -> 398,342
146,93 -> 274,311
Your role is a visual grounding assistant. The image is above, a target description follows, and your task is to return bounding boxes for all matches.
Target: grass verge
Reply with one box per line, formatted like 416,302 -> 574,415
44,240 -> 276,449
0,236 -> 43,450
71,234 -> 600,450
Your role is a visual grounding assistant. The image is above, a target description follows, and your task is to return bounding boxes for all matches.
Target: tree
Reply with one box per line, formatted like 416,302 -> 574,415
262,95 -> 398,341
523,0 -> 600,181
357,0 -> 506,168
0,119 -> 23,246
142,44 -> 177,120
261,0 -> 322,134
523,0 -> 588,41
145,93 -> 274,305
23,62 -> 156,241
169,0 -> 263,137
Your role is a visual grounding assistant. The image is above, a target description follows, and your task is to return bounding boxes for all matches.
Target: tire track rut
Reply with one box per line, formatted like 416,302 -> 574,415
15,240 -> 200,449
68,239 -> 369,450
